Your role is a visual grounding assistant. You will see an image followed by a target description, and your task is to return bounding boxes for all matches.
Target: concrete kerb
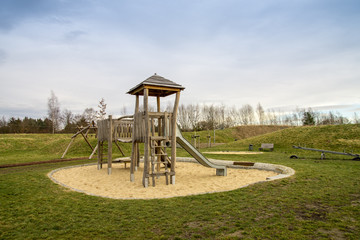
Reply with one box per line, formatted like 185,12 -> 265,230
47,157 -> 295,200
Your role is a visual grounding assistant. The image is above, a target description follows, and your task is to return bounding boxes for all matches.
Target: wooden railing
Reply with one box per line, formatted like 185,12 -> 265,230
133,112 -> 173,143
97,117 -> 134,142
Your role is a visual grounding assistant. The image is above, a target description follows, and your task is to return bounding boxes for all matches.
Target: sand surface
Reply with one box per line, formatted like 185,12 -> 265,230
50,162 -> 278,199
203,151 -> 263,155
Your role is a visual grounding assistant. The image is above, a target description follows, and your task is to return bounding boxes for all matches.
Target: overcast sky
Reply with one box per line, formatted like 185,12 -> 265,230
1,0 -> 360,120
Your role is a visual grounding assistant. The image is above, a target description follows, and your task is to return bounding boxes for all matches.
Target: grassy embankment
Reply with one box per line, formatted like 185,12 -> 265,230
0,124 -> 359,239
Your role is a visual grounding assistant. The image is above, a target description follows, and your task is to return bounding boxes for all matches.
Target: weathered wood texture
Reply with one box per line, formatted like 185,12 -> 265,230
259,143 -> 274,151
171,91 -> 180,180
97,119 -> 134,142
127,74 -> 184,187
133,112 -> 173,143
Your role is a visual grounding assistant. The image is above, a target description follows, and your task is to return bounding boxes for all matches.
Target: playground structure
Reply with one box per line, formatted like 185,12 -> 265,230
191,135 -> 200,149
96,74 -> 227,187
191,134 -> 212,149
61,121 -> 125,160
291,145 -> 360,160
62,122 -> 98,159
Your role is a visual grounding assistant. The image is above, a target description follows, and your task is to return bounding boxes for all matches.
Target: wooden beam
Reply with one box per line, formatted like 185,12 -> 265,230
171,91 -> 180,184
76,126 -> 94,151
89,143 -> 98,159
108,115 -> 113,175
114,140 -> 125,156
71,125 -> 90,138
61,138 -> 75,159
144,85 -> 181,92
128,85 -> 181,96
130,95 -> 139,182
97,141 -> 103,170
143,88 -> 149,187
156,96 -> 161,174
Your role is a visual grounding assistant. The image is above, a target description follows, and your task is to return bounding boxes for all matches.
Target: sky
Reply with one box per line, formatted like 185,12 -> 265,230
1,0 -> 360,120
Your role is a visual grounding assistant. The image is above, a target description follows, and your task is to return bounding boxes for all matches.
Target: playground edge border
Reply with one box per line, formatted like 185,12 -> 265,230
47,157 -> 295,200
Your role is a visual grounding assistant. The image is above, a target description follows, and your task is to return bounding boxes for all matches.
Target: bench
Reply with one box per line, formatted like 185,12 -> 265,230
259,143 -> 274,151
113,158 -> 131,168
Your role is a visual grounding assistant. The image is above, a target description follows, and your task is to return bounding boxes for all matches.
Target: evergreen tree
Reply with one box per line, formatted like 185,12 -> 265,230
302,110 -> 315,126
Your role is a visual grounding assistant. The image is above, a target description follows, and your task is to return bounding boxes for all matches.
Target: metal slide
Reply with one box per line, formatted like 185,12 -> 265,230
176,125 -> 227,176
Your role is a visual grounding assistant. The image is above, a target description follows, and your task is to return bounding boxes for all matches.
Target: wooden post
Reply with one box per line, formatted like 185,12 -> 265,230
108,115 -> 113,175
171,91 -> 180,185
143,89 -> 149,187
130,95 -> 139,182
61,138 -> 75,158
156,96 -> 161,175
89,143 -> 98,159
97,141 -> 103,170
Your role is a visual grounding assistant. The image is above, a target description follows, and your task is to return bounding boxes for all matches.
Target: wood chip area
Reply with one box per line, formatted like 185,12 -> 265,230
50,162 -> 277,199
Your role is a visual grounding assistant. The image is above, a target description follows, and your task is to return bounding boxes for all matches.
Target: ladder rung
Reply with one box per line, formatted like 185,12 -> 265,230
153,145 -> 166,148
150,172 -> 168,177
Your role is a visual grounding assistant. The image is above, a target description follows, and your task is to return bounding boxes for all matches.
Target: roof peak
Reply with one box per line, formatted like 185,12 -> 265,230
127,74 -> 185,97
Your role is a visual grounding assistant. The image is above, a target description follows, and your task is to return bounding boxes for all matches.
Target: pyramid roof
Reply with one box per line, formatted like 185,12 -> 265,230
127,74 -> 185,97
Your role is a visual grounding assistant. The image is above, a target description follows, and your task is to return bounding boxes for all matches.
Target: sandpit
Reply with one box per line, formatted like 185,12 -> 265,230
49,159 -> 294,200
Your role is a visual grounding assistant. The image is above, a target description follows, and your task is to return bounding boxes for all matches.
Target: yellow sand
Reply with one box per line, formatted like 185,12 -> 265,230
203,151 -> 263,155
51,162 -> 277,199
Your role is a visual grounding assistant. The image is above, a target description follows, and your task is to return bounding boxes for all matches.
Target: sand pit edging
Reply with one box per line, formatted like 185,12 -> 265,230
48,158 -> 295,200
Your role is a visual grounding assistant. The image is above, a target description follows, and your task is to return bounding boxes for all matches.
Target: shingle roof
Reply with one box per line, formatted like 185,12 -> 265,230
127,74 -> 185,97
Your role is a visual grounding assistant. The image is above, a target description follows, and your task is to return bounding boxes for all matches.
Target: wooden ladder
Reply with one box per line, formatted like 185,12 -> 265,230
150,137 -> 171,187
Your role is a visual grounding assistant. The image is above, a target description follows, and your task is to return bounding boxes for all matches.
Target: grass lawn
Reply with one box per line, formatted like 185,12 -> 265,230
1,125 -> 360,239
1,153 -> 359,239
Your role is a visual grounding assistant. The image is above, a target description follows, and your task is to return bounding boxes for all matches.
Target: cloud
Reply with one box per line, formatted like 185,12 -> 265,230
0,0 -> 57,31
0,49 -> 7,65
312,105 -> 355,111
64,30 -> 87,42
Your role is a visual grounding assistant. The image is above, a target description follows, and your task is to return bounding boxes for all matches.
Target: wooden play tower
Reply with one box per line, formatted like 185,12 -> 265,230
96,74 -> 226,188
127,74 -> 185,187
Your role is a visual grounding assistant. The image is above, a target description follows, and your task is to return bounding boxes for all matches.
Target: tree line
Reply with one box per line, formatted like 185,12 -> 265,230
0,91 -> 107,134
176,103 -> 359,131
1,91 -> 359,134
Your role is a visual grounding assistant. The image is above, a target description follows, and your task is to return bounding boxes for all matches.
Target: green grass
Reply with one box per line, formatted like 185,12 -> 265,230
0,134 -> 131,165
1,125 -> 360,239
182,125 -> 291,144
206,124 -> 360,158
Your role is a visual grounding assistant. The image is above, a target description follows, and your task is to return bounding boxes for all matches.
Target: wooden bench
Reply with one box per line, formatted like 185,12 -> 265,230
113,158 -> 131,168
259,143 -> 274,151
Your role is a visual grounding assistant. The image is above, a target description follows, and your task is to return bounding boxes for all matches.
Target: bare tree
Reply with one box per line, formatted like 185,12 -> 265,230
0,116 -> 7,128
295,107 -> 304,126
177,104 -> 190,130
62,109 -> 73,126
292,112 -> 299,126
256,103 -> 265,125
97,98 -> 107,120
239,104 -> 254,125
354,112 -> 360,124
267,109 -> 279,125
83,108 -> 97,125
120,105 -> 128,116
228,106 -> 239,126
187,104 -> 200,131
47,90 -> 61,134
201,105 -> 216,130
218,104 -> 226,129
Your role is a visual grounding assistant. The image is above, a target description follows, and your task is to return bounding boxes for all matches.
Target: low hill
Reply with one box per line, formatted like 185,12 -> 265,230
181,125 -> 291,144
0,134 -> 130,165
213,124 -> 360,153
2,124 -> 359,165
